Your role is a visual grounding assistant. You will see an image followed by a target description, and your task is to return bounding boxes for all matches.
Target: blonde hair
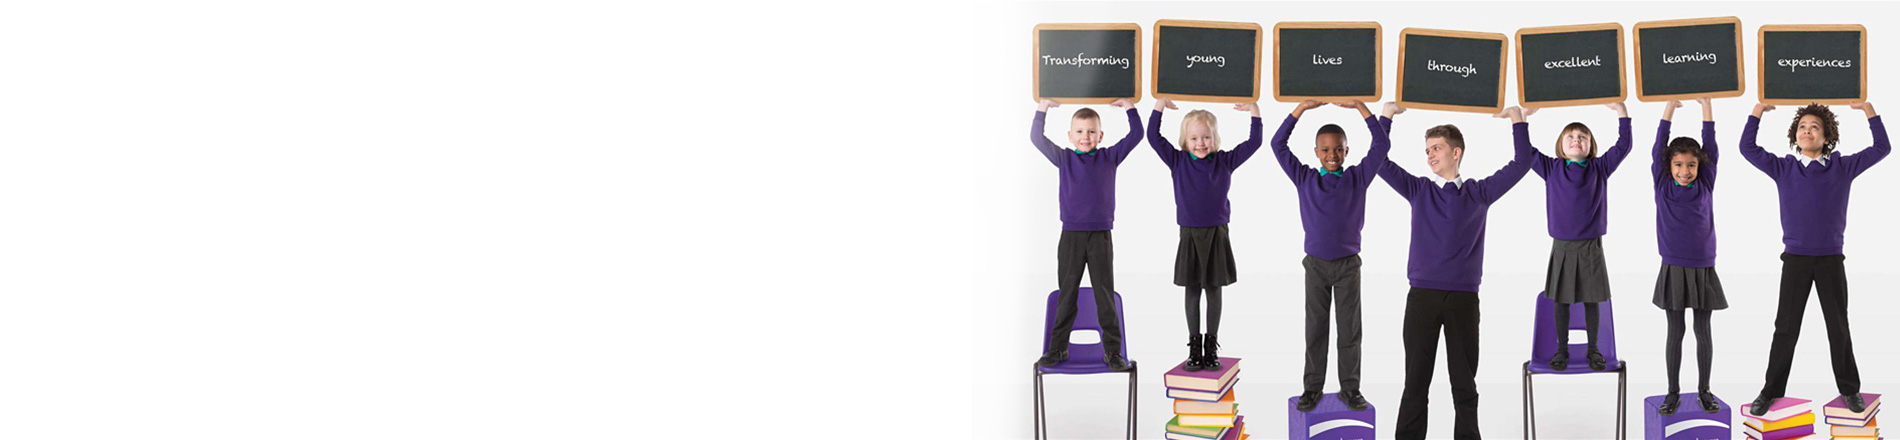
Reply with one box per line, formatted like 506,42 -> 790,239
1553,122 -> 1600,160
1179,109 -> 1220,150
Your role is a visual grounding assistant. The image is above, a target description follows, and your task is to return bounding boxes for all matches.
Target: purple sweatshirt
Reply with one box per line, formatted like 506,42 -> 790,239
1530,118 -> 1633,240
1377,118 -> 1535,292
1148,110 -> 1264,227
1269,114 -> 1391,260
1031,108 -> 1145,231
1739,115 -> 1891,256
1652,120 -> 1720,268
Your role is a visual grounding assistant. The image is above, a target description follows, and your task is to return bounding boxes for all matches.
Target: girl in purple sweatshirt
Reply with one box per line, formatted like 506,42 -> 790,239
1148,97 -> 1263,371
1527,103 -> 1634,372
1649,98 -> 1725,415
1742,101 -> 1888,417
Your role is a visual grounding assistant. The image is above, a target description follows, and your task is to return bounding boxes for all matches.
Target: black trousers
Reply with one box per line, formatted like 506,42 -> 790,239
1396,287 -> 1482,440
1048,230 -> 1122,355
1760,253 -> 1860,398
1302,254 -> 1363,393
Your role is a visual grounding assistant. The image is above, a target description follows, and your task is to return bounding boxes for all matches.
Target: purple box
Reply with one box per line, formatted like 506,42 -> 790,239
1642,393 -> 1731,440
1287,393 -> 1375,440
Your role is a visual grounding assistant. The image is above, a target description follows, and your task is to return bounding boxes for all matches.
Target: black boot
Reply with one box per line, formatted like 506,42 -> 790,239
1658,393 -> 1681,416
1296,390 -> 1322,412
1201,333 -> 1222,371
1184,334 -> 1205,371
1036,349 -> 1068,367
1748,394 -> 1776,417
1587,349 -> 1608,371
1104,353 -> 1132,372
1549,350 -> 1569,370
1698,391 -> 1720,414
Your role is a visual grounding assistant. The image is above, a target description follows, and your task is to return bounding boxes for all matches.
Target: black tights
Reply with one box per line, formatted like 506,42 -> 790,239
1186,285 -> 1223,336
1666,309 -> 1715,394
1553,302 -> 1601,351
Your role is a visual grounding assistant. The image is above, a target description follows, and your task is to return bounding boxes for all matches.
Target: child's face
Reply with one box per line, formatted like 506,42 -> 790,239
1560,129 -> 1591,161
1068,116 -> 1104,152
1184,121 -> 1216,159
1314,133 -> 1347,172
1425,137 -> 1462,177
1670,152 -> 1700,186
1795,115 -> 1825,152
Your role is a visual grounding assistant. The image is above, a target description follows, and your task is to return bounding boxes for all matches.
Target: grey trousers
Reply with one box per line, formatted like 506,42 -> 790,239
1302,254 -> 1363,393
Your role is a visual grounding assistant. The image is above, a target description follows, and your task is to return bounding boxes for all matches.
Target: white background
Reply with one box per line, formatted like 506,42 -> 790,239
970,2 -> 1900,440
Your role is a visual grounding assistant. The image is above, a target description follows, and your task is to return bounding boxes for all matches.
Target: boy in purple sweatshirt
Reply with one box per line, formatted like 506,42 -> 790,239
1379,105 -> 1536,440
1030,98 -> 1142,372
1270,99 -> 1396,412
1527,103 -> 1634,372
1149,97 -> 1264,371
1650,98 -> 1726,415
1742,101 -> 1888,416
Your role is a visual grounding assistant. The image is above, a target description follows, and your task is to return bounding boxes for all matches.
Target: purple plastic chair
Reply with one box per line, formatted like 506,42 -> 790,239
1033,287 -> 1135,440
1522,291 -> 1627,439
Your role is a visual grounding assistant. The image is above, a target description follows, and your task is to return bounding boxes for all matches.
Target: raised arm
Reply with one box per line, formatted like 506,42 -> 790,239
1148,98 -> 1179,167
1353,100 -> 1390,173
1479,106 -> 1537,204
1270,100 -> 1324,180
1739,103 -> 1784,176
1842,102 -> 1890,178
1652,101 -> 1680,184
1104,99 -> 1144,164
1597,102 -> 1636,174
1227,102 -> 1266,167
1508,106 -> 1556,179
1030,99 -> 1065,165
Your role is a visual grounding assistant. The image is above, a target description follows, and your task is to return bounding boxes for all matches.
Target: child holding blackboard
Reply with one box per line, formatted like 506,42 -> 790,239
1269,99 -> 1395,412
1742,101 -> 1888,416
1148,97 -> 1263,371
1377,105 -> 1536,440
1525,102 -> 1634,372
1650,98 -> 1726,415
1029,98 -> 1143,372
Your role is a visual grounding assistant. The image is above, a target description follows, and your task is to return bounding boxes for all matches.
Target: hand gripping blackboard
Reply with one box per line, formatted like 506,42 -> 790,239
1515,23 -> 1627,108
1632,17 -> 1745,102
1758,24 -> 1868,105
1273,22 -> 1382,103
1033,23 -> 1143,104
1151,19 -> 1263,103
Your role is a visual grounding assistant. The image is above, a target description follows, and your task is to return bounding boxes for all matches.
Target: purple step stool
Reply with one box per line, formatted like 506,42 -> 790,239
1642,393 -> 1730,440
1287,393 -> 1375,440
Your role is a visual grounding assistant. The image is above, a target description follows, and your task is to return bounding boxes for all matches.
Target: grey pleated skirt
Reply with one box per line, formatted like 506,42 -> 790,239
1543,237 -> 1611,304
1174,225 -> 1237,288
1652,263 -> 1729,311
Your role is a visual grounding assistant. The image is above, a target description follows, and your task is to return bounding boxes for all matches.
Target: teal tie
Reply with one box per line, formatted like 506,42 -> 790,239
1674,180 -> 1695,188
1566,159 -> 1588,167
1073,149 -> 1098,157
1319,169 -> 1342,177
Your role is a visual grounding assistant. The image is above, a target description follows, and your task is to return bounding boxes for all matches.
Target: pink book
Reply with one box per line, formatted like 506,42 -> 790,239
1825,393 -> 1884,419
1217,416 -> 1245,440
1164,358 -> 1243,392
1742,397 -> 1813,422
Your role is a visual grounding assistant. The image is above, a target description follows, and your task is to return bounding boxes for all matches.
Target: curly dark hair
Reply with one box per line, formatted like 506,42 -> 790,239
1787,104 -> 1840,155
1662,136 -> 1708,167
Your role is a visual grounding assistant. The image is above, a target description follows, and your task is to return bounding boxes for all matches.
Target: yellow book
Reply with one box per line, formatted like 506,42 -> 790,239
1743,411 -> 1815,432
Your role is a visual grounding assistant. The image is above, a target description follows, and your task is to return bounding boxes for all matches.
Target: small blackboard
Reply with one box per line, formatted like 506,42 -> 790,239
1398,28 -> 1508,113
1516,23 -> 1626,108
1152,19 -> 1262,103
1632,17 -> 1745,102
1273,22 -> 1382,102
1034,23 -> 1142,104
1759,24 -> 1868,105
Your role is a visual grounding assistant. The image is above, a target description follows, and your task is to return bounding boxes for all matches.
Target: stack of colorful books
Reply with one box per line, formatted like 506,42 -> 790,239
1742,397 -> 1815,440
1824,393 -> 1881,439
1164,358 -> 1246,440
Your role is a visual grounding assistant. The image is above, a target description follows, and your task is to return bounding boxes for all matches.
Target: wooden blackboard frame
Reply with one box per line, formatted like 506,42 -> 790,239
1151,19 -> 1264,103
1758,24 -> 1869,105
1032,23 -> 1143,104
1514,22 -> 1627,109
1271,21 -> 1383,103
1631,16 -> 1745,102
1397,28 -> 1509,113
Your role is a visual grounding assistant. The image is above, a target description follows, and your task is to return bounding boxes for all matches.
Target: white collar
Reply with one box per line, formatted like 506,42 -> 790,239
1794,151 -> 1832,167
1427,173 -> 1468,189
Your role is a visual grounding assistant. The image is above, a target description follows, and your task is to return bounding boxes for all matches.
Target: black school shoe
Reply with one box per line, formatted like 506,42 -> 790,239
1036,350 -> 1068,367
1549,351 -> 1569,370
1201,334 -> 1222,370
1587,349 -> 1608,371
1658,393 -> 1681,416
1749,395 -> 1776,417
1184,334 -> 1206,371
1339,389 -> 1370,411
1698,392 -> 1720,414
1844,393 -> 1868,413
1104,354 -> 1132,372
1296,391 -> 1323,412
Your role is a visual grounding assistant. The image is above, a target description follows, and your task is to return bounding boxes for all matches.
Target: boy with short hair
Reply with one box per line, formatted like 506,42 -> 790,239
1030,98 -> 1142,371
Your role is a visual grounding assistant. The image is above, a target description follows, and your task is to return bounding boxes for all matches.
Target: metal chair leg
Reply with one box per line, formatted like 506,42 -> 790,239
1127,365 -> 1137,440
1617,363 -> 1628,440
1522,362 -> 1532,440
1526,363 -> 1539,439
1033,367 -> 1045,440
